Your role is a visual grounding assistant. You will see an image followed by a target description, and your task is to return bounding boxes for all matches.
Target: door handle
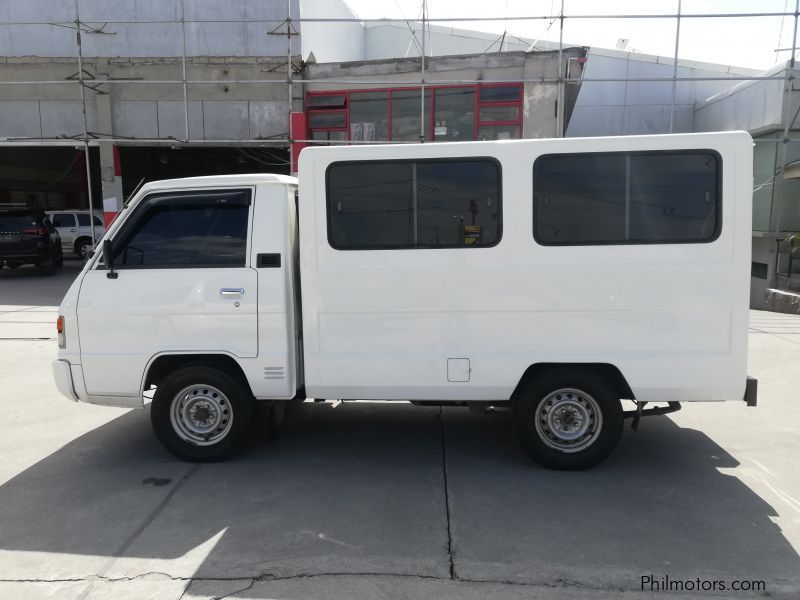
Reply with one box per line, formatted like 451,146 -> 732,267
69,229 -> 77,232
220,288 -> 245,296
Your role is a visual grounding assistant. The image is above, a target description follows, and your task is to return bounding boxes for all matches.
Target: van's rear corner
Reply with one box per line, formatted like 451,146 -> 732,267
52,271 -> 91,405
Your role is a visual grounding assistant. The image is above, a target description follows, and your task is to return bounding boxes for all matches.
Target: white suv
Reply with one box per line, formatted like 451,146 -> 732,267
46,211 -> 105,259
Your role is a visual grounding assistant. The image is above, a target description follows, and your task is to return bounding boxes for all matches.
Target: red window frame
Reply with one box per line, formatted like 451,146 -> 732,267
475,83 -> 523,139
306,92 -> 347,109
305,82 -> 523,143
307,109 -> 348,131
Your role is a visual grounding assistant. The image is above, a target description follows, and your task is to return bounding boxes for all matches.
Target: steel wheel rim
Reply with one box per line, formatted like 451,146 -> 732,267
79,243 -> 92,259
169,384 -> 233,446
534,388 -> 602,453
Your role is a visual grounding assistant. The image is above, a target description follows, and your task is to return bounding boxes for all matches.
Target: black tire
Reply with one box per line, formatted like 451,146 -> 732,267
151,364 -> 256,462
39,252 -> 58,276
512,369 -> 623,470
56,248 -> 64,268
75,238 -> 92,260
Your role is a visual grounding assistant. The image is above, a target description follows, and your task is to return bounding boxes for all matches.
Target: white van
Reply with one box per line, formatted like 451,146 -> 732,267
52,132 -> 757,469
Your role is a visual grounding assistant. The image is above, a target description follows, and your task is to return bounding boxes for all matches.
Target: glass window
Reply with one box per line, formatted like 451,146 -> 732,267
433,87 -> 475,142
0,214 -> 38,230
308,111 -> 346,129
477,125 -> 521,141
306,94 -> 346,108
479,85 -> 522,102
349,91 -> 389,142
311,130 -> 346,144
52,213 -> 76,227
390,89 -> 432,142
77,213 -> 102,227
416,161 -> 501,247
533,154 -> 627,243
112,189 -> 250,267
532,151 -> 720,245
627,153 -> 719,241
327,159 -> 501,250
478,105 -> 519,123
328,162 -> 413,249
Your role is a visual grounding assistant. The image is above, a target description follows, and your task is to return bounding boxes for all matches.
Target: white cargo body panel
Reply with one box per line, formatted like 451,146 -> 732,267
298,132 -> 752,403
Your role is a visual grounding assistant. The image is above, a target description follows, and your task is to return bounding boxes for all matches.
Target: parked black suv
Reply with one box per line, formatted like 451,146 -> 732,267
0,208 -> 63,275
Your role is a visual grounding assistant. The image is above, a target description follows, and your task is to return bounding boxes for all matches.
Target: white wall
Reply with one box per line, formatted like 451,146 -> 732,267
300,0 -> 364,62
694,64 -> 787,134
566,48 -> 757,137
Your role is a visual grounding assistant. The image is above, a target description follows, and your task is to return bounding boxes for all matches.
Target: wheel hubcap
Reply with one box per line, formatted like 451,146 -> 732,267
534,388 -> 602,453
170,384 -> 233,446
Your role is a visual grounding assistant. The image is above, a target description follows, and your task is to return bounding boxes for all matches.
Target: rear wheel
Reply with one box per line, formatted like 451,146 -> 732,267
75,238 -> 92,260
151,365 -> 256,461
512,369 -> 623,470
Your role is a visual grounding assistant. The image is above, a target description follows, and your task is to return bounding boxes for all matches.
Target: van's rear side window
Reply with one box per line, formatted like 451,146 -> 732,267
327,158 -> 502,250
532,150 -> 720,245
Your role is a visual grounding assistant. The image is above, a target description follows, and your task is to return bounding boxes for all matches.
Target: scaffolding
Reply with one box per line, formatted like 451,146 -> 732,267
1,0 -> 800,225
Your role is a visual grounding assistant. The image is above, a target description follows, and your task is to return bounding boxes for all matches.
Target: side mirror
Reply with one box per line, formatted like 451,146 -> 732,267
103,239 -> 118,279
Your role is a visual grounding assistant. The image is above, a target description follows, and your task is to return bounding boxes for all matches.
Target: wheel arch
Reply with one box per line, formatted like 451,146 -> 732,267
142,353 -> 254,397
512,363 -> 635,402
73,235 -> 92,252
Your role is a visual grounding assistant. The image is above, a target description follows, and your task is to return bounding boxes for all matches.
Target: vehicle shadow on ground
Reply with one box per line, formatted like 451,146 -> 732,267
0,261 -> 83,308
0,402 -> 798,596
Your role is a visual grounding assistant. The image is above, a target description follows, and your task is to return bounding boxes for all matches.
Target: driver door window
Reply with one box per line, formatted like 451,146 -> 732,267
111,189 -> 251,268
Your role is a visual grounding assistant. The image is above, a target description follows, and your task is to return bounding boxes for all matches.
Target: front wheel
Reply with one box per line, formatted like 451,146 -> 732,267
151,365 -> 256,462
512,370 -> 623,470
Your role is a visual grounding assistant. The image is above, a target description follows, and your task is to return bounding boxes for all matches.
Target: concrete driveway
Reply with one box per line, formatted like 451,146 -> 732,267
1,261 -> 799,599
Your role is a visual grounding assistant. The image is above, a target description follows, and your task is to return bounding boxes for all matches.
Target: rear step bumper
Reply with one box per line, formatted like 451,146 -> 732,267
744,376 -> 758,407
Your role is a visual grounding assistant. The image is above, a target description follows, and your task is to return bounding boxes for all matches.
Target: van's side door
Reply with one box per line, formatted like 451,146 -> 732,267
76,188 -> 258,398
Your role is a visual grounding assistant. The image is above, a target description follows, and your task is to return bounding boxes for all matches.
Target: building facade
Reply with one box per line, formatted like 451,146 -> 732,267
1,0 -> 799,309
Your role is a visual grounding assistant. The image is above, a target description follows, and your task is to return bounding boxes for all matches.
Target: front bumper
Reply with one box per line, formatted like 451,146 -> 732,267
52,359 -> 79,402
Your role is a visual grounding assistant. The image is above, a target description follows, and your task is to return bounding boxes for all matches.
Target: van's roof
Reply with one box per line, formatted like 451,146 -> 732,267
141,173 -> 297,191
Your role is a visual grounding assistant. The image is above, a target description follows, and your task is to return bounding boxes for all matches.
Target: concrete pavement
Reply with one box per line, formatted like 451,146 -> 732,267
0,261 -> 798,599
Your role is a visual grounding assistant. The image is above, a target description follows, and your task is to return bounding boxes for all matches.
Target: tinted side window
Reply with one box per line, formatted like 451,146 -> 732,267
52,213 -> 76,227
628,154 -> 718,241
93,216 -> 104,226
533,151 -> 719,245
328,162 -> 413,249
328,159 -> 501,249
77,213 -> 97,226
113,189 -> 250,267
